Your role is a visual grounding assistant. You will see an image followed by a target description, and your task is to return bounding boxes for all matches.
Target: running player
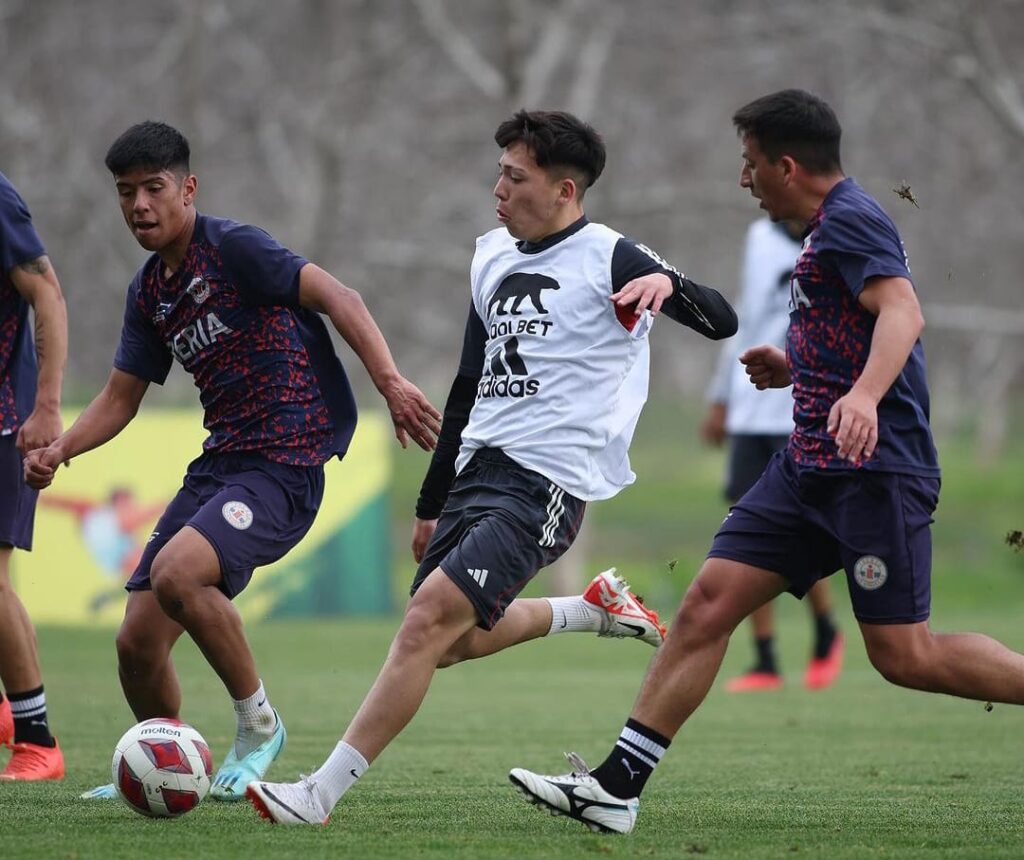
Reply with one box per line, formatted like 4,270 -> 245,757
702,217 -> 842,692
247,109 -> 737,825
508,88 -> 1024,835
23,121 -> 439,800
0,172 -> 68,781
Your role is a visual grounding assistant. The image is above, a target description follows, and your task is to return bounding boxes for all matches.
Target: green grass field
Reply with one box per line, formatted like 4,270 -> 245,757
4,614 -> 1024,859
3,401 -> 1023,858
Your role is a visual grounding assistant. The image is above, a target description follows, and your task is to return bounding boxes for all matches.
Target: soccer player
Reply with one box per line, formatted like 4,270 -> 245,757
246,109 -> 737,825
23,121 -> 440,800
509,89 -> 1024,834
0,172 -> 68,781
701,217 -> 842,692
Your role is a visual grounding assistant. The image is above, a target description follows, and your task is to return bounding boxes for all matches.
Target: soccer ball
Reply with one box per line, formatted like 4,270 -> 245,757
111,718 -> 214,817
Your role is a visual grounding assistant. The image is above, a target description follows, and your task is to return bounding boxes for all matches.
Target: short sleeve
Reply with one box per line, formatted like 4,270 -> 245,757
112,277 -> 174,384
816,208 -> 911,297
610,237 -> 678,291
218,224 -> 308,307
0,178 -> 46,273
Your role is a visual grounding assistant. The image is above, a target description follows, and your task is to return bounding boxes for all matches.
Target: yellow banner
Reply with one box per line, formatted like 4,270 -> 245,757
14,409 -> 390,626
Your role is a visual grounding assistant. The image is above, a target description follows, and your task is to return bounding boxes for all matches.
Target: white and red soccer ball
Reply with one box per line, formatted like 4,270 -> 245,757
112,718 -> 213,817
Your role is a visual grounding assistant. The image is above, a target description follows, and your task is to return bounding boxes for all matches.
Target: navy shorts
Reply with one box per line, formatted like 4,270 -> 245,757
0,434 -> 36,550
724,433 -> 790,503
411,448 -> 585,630
127,451 -> 325,598
708,450 -> 939,624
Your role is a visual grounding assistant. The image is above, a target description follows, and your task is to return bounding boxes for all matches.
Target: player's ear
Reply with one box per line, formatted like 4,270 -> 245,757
558,176 -> 578,205
779,155 -> 798,186
182,174 -> 198,206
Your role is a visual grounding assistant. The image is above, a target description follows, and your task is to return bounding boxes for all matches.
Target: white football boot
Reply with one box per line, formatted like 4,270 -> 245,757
509,752 -> 639,834
583,568 -> 667,647
247,775 -> 330,825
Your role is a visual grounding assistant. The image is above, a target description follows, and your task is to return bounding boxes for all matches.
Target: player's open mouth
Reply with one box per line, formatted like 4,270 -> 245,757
496,208 -> 509,222
134,222 -> 157,234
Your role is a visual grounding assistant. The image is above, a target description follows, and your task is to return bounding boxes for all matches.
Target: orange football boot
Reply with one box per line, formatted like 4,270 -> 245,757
0,738 -> 66,781
725,670 -> 783,692
804,632 -> 844,690
0,697 -> 12,746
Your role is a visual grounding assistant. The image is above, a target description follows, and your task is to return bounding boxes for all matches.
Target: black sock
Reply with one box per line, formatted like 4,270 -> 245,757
10,686 -> 56,747
754,635 -> 778,674
813,613 -> 837,660
590,719 -> 671,799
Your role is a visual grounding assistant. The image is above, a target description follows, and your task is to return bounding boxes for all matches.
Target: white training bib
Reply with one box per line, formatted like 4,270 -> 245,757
456,223 -> 651,502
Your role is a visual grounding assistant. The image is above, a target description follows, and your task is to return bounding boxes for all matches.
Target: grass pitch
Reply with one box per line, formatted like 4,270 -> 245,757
3,400 -> 1022,857
3,607 -> 1024,859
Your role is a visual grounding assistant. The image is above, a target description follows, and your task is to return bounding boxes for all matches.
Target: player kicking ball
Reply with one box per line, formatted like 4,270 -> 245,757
24,121 -> 439,802
247,109 -> 736,825
508,89 -> 1024,835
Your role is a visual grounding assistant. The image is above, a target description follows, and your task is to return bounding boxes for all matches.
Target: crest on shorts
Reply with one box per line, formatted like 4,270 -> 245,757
853,555 -> 887,590
187,276 -> 211,305
222,501 -> 253,530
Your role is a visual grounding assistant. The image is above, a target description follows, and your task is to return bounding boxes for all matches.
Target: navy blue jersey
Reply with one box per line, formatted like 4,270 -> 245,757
0,173 -> 45,434
114,214 -> 356,465
788,178 -> 938,476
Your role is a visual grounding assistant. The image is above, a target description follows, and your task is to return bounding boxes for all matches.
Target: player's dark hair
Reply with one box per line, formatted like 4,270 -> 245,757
494,110 -> 606,197
104,121 -> 191,177
732,89 -> 842,175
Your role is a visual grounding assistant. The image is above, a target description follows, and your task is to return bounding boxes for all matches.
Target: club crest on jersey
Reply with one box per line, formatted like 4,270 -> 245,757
222,501 -> 254,530
853,555 -> 887,590
186,276 -> 211,305
153,302 -> 172,323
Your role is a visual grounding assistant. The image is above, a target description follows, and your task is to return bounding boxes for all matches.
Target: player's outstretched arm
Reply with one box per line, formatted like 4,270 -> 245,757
608,240 -> 737,339
739,344 -> 791,389
9,254 -> 68,453
298,263 -> 440,451
661,275 -> 738,340
23,368 -> 149,490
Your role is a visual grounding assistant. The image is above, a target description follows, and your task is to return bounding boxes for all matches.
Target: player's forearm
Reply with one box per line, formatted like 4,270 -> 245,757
851,304 -> 924,404
11,256 -> 68,409
662,277 -> 738,340
415,373 -> 476,519
324,287 -> 403,393
30,286 -> 68,409
50,384 -> 140,462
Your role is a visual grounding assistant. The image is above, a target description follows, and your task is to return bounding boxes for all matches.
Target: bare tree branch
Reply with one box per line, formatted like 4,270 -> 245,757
952,15 -> 1024,139
568,5 -> 624,118
516,0 -> 588,106
413,0 -> 507,99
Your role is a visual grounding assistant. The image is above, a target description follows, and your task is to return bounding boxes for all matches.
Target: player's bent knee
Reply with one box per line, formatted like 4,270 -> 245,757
866,644 -> 929,689
672,578 -> 738,643
391,602 -> 452,659
115,626 -> 160,673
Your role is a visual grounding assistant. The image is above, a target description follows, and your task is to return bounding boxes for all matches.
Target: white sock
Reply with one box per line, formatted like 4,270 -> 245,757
545,596 -> 602,635
232,680 -> 276,756
311,741 -> 369,810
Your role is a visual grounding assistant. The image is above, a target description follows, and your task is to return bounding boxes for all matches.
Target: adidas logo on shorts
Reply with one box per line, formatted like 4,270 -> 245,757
467,568 -> 489,587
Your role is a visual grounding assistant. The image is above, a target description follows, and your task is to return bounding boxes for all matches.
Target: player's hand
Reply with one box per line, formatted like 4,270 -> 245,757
411,517 -> 438,563
700,403 -> 727,446
828,388 -> 879,465
611,273 -> 674,316
739,345 -> 791,389
15,405 -> 62,455
383,377 -> 441,451
23,444 -> 68,490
